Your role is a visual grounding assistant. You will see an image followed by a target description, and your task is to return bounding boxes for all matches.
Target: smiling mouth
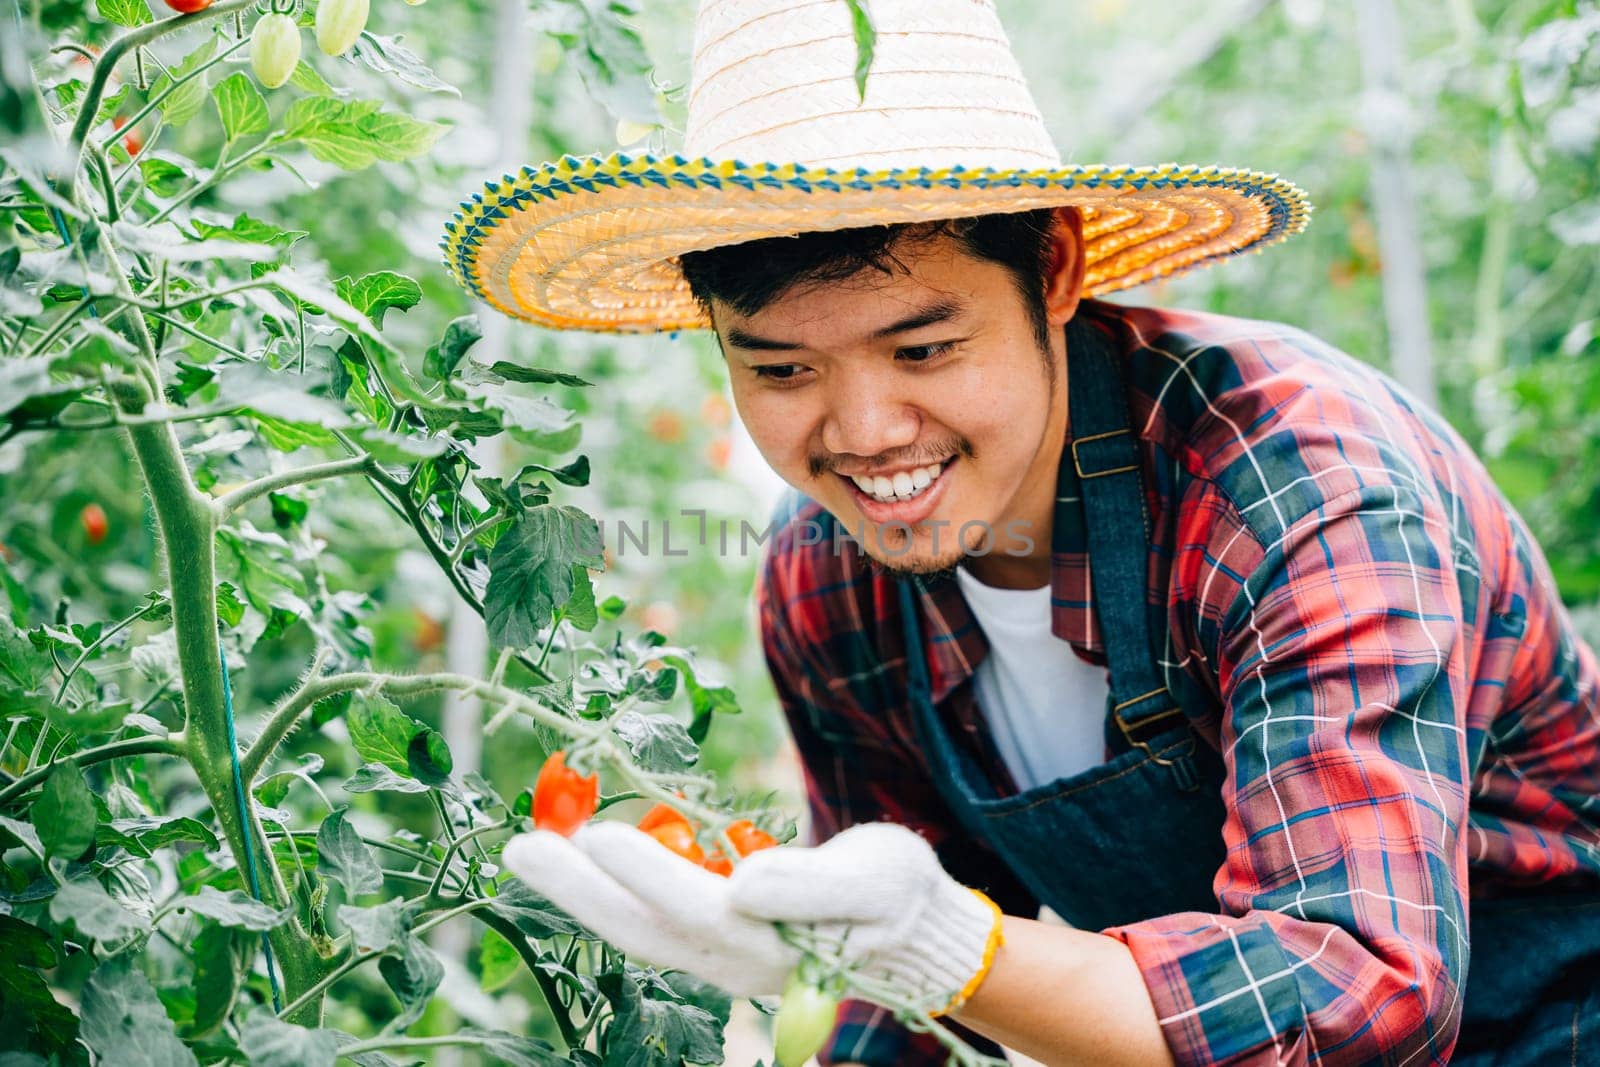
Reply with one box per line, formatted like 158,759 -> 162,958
841,458 -> 952,503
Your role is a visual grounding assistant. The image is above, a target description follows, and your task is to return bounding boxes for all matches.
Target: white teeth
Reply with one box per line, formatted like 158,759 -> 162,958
849,460 -> 949,503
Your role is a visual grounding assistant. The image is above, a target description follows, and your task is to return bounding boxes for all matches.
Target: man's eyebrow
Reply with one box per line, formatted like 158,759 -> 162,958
868,297 -> 968,340
723,298 -> 969,352
723,327 -> 803,352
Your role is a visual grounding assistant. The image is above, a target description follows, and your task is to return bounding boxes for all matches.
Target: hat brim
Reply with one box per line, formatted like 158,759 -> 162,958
441,152 -> 1311,334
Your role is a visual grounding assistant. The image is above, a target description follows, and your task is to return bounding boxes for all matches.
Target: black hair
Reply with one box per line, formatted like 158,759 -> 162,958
678,208 -> 1059,353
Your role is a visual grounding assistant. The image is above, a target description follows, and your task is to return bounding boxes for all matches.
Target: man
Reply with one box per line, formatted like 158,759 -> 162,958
447,1 -> 1600,1063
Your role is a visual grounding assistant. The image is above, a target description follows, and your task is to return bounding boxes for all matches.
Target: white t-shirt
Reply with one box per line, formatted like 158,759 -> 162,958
953,566 -> 1111,791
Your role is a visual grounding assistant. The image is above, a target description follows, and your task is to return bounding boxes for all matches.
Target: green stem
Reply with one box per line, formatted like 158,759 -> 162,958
428,818 -> 513,899
147,137 -> 278,227
54,597 -> 166,705
55,0 -> 261,200
145,309 -> 250,359
215,455 -> 374,515
0,734 -> 183,807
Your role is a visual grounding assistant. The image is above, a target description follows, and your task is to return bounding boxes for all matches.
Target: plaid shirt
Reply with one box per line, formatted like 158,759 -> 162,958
755,299 -> 1600,1067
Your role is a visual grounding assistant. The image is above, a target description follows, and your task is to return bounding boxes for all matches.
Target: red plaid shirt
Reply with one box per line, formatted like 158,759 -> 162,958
756,300 -> 1600,1066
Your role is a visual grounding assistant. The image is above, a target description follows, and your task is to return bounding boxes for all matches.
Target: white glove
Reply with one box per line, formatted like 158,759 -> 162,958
501,821 -> 1002,1010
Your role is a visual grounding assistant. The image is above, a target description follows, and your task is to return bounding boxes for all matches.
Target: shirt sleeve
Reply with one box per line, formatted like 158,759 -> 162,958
757,559 -> 1030,1067
1104,483 -> 1471,1066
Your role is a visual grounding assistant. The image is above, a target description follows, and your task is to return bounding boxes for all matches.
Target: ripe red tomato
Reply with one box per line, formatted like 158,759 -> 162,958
164,0 -> 213,11
645,820 -> 704,864
636,802 -> 691,834
532,750 -> 598,837
702,849 -> 734,877
80,503 -> 109,545
110,117 -> 142,158
726,819 -> 778,857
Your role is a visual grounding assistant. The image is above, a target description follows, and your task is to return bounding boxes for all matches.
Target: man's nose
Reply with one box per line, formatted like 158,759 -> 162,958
819,375 -> 919,460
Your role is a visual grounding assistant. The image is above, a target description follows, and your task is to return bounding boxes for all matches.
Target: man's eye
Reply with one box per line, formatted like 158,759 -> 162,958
752,364 -> 803,381
898,342 -> 954,363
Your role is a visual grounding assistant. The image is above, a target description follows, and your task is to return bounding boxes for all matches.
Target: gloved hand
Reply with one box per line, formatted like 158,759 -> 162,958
501,820 -> 1004,1012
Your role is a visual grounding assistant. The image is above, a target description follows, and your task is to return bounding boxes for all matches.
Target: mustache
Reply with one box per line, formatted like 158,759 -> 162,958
806,437 -> 975,480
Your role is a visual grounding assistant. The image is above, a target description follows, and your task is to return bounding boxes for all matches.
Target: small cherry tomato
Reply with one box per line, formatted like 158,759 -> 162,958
726,819 -> 778,857
637,802 -> 691,834
532,750 -> 598,837
80,503 -> 109,545
315,0 -> 369,57
645,819 -> 704,864
774,970 -> 840,1067
163,0 -> 214,12
250,12 -> 301,90
702,849 -> 734,877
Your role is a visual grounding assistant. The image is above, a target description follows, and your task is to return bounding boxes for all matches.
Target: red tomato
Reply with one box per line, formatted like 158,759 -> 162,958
111,116 -> 142,158
702,849 -> 734,877
532,750 -> 598,837
164,0 -> 214,11
645,820 -> 704,864
727,819 -> 778,857
80,503 -> 109,545
637,802 -> 691,834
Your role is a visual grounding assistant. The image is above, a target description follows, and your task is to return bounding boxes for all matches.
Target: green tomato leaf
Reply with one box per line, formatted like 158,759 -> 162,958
335,271 -> 421,330
405,728 -> 453,786
50,877 -> 147,944
34,762 -> 97,860
238,1013 -> 339,1067
79,956 -> 199,1067
149,36 -> 217,127
485,361 -> 594,388
377,935 -> 443,1029
843,0 -> 876,102
423,314 -> 482,382
597,970 -> 723,1067
281,96 -> 447,170
171,886 -> 289,931
316,807 -> 383,897
139,156 -> 191,197
478,928 -> 522,992
336,898 -> 409,954
189,923 -> 250,1040
346,694 -> 418,776
486,879 -> 583,939
94,0 -> 152,27
344,762 -> 430,794
0,916 -> 79,1059
347,32 -> 458,95
212,72 -> 269,142
610,710 -> 698,773
484,505 -> 603,649
563,567 -> 599,632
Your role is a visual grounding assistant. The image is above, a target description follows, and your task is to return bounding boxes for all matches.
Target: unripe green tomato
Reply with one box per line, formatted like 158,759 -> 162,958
316,0 -> 369,56
403,0 -> 425,6
773,971 -> 839,1067
250,13 -> 301,90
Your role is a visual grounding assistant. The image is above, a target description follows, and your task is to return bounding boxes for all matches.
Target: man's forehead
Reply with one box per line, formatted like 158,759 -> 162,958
713,245 -> 989,353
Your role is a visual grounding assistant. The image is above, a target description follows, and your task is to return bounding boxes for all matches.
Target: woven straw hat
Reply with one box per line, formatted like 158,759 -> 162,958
441,0 -> 1311,334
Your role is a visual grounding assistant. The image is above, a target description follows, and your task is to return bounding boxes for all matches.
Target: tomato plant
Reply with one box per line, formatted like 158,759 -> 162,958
533,749 -> 599,836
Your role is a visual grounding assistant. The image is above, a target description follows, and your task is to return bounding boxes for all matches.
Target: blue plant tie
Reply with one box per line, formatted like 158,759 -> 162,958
222,652 -> 284,1012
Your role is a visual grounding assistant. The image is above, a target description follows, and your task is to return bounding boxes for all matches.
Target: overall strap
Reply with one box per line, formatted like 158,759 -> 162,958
1061,315 -> 1190,768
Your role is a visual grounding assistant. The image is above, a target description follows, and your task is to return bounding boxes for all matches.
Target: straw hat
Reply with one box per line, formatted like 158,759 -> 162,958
441,0 -> 1311,334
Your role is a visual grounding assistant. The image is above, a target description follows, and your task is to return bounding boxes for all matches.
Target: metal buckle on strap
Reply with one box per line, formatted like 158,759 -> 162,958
1071,429 -> 1137,480
1113,689 -> 1189,766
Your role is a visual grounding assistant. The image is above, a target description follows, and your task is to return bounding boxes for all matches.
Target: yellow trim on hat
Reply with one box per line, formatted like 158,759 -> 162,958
441,152 -> 1312,334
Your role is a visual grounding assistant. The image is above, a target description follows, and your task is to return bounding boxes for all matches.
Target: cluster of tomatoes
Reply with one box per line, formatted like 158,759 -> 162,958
531,751 -> 777,874
530,751 -> 836,1065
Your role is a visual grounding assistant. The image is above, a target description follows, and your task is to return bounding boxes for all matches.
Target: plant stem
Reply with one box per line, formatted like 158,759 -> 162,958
0,734 -> 184,807
215,455 -> 375,515
427,818 -> 513,898
56,0 -> 261,200
54,597 -> 167,705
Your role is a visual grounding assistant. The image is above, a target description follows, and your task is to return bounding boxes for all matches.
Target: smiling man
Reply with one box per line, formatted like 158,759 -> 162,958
447,1 -> 1600,1064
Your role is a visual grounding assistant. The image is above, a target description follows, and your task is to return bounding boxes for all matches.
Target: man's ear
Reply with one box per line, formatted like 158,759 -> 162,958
1043,206 -> 1086,326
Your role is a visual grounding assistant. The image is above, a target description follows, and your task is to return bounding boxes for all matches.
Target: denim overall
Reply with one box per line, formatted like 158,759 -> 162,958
894,317 -> 1600,1064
